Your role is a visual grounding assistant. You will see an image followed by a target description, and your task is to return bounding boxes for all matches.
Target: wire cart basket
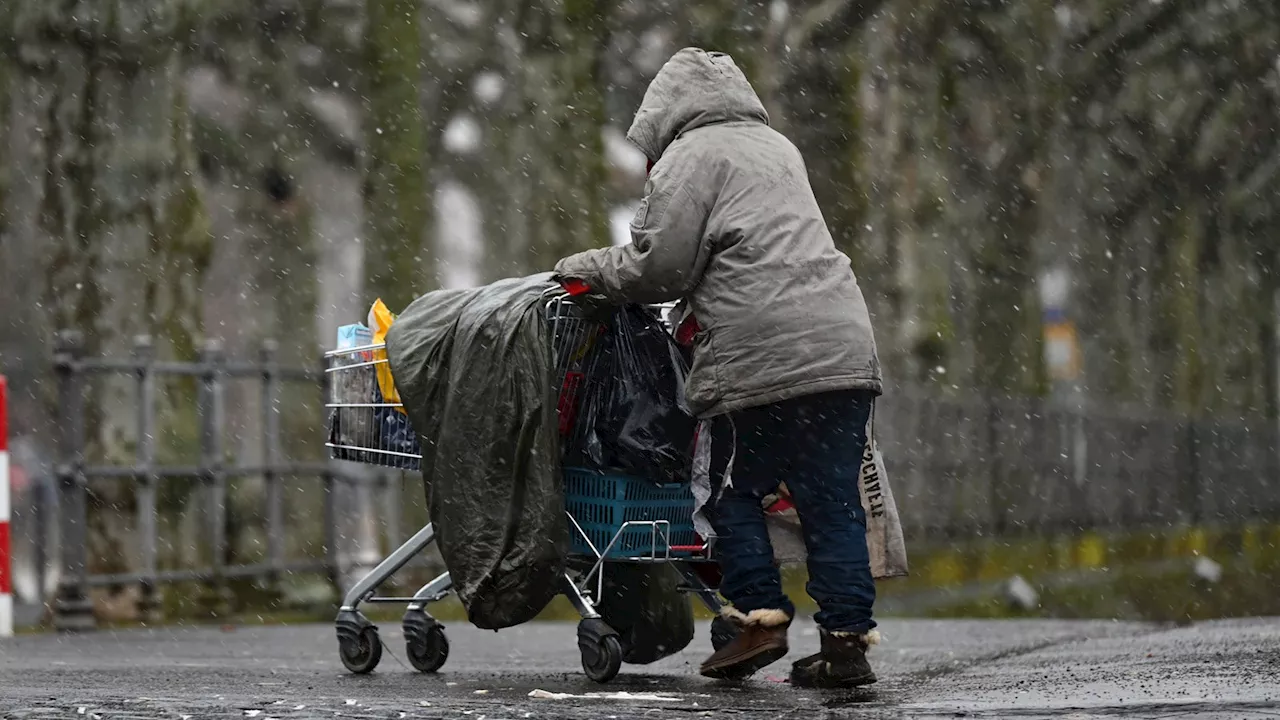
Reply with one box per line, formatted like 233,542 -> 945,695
326,292 -> 733,683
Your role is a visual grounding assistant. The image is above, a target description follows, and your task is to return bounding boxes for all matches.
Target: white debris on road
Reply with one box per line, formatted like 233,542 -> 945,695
528,689 -> 681,702
529,690 -> 574,700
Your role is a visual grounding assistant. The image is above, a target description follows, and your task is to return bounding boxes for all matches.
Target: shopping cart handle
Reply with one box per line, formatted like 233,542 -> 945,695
560,278 -> 592,296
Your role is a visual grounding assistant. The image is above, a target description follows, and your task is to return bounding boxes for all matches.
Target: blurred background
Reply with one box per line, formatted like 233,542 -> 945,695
1,0 -> 1278,628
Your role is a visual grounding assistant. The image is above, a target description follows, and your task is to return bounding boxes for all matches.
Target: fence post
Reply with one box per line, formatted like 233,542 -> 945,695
52,331 -> 94,631
319,351 -> 340,597
133,336 -> 160,621
1182,419 -> 1202,525
34,471 -> 50,619
260,340 -> 285,599
986,396 -> 1008,536
198,339 -> 230,617
1273,286 -> 1280,507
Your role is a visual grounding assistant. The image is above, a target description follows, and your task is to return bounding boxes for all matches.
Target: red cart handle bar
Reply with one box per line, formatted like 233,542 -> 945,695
560,279 -> 591,296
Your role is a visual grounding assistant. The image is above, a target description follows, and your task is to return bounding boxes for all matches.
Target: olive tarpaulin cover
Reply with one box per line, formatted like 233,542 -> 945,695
386,274 -> 564,630
384,273 -> 695,658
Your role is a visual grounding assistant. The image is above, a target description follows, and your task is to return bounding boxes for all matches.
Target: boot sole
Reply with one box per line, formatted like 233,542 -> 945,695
700,643 -> 790,681
791,671 -> 878,689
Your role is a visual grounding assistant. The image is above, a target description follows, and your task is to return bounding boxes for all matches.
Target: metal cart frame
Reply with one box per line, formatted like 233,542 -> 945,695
326,294 -> 735,683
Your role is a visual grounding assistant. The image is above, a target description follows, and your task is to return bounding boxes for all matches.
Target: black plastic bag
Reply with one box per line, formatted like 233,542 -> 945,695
372,394 -> 422,470
328,384 -> 421,471
569,305 -> 695,485
594,563 -> 695,664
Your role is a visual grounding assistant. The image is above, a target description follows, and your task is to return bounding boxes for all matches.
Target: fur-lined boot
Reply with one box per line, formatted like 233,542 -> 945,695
699,607 -> 791,680
789,628 -> 880,688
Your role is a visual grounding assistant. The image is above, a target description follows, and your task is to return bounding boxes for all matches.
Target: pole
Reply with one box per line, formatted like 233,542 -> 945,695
1273,285 -> 1279,507
133,336 -> 159,621
319,353 -> 340,596
199,340 -> 230,617
53,331 -> 93,631
0,375 -> 13,637
261,340 -> 284,598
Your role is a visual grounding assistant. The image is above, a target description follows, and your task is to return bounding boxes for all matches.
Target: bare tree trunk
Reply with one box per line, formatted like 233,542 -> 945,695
5,1 -> 212,611
187,1 -> 322,603
784,49 -> 867,263
519,0 -> 611,271
1260,245 -> 1280,423
364,0 -> 432,309
1152,201 -> 1204,413
683,0 -> 770,96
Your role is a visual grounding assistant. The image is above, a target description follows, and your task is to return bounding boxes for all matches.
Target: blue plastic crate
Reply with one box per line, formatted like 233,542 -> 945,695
563,468 -> 698,558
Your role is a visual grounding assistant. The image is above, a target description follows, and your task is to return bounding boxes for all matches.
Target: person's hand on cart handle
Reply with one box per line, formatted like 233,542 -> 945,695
553,275 -> 617,321
560,278 -> 592,296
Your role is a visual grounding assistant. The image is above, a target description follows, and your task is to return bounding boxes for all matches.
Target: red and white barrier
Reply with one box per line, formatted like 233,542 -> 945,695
0,375 -> 11,637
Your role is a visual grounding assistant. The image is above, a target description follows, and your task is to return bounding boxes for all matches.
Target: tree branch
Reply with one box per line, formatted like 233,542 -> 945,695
1066,0 -> 1205,99
786,0 -> 890,50
1101,98 -> 1219,232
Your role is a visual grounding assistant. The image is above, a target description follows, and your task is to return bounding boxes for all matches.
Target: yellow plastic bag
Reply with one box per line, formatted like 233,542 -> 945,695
368,298 -> 406,414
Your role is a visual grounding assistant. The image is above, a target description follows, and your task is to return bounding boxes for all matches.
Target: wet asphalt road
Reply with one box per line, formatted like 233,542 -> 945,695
1,617 -> 1277,719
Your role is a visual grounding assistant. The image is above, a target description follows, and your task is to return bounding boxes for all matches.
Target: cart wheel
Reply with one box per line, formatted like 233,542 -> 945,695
406,620 -> 450,673
339,626 -> 384,674
710,615 -> 739,652
577,618 -> 623,683
581,633 -> 623,683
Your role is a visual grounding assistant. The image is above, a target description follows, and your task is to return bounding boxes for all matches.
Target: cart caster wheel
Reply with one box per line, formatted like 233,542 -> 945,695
404,610 -> 450,673
710,615 -> 739,652
577,618 -> 623,684
581,635 -> 623,683
338,626 -> 383,674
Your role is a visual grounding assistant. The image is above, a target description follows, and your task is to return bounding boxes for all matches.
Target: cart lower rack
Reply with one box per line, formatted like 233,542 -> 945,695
325,293 -> 736,683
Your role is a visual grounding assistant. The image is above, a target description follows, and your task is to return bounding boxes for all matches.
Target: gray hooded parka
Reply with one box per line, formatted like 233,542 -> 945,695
555,48 -> 882,417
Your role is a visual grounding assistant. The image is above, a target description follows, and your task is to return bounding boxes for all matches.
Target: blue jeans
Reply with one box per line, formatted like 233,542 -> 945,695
708,389 -> 877,633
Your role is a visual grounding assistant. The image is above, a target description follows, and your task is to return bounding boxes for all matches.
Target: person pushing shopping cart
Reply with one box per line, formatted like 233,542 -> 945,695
554,47 -> 884,689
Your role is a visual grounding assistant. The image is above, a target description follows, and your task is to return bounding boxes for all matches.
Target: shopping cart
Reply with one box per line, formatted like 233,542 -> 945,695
325,291 -> 735,683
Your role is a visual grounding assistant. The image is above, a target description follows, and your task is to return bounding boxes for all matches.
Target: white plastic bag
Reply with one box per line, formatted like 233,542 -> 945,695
764,409 -> 909,579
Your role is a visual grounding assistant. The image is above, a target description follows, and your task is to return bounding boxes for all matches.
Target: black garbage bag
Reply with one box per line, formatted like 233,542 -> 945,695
373,399 -> 421,469
569,305 -> 695,485
327,384 -> 421,471
595,563 -> 696,664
